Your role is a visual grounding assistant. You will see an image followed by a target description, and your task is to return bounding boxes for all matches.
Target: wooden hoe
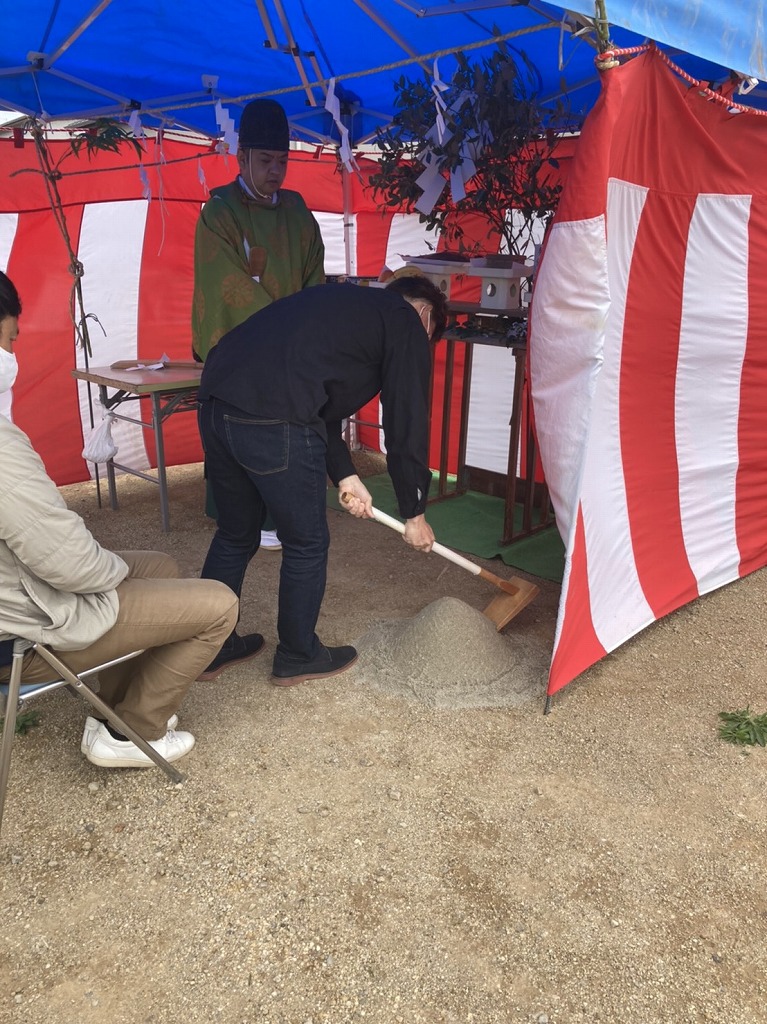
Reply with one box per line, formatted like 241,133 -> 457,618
347,499 -> 540,630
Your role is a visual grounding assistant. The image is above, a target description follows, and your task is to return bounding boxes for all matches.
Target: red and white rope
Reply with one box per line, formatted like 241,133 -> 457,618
596,41 -> 767,117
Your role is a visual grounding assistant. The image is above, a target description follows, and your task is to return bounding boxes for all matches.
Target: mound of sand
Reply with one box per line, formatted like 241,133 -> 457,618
356,596 -> 548,709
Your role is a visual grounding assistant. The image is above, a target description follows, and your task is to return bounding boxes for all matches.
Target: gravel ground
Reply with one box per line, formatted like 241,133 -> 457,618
1,459 -> 766,1024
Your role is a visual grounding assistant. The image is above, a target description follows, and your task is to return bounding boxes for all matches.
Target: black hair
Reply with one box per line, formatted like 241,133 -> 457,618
0,271 -> 21,319
386,273 -> 449,342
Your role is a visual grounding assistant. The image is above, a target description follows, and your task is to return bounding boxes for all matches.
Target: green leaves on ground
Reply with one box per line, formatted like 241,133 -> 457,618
718,707 -> 767,746
0,710 -> 41,736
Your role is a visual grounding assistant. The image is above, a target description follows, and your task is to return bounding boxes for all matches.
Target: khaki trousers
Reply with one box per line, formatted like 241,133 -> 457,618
1,551 -> 238,740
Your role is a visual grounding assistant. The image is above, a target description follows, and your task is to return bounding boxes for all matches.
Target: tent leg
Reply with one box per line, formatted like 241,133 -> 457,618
543,695 -> 553,715
341,164 -> 354,277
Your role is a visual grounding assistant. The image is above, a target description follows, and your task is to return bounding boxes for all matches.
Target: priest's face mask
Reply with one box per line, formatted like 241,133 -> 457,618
238,148 -> 289,201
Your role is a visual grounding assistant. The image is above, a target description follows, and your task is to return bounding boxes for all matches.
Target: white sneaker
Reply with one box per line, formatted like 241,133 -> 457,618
260,529 -> 282,551
81,714 -> 178,754
85,722 -> 194,768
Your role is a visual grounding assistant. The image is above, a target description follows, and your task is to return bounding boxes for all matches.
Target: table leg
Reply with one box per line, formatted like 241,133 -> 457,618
437,339 -> 455,498
101,384 -> 119,512
501,347 -> 526,544
151,392 -> 171,533
455,341 -> 473,495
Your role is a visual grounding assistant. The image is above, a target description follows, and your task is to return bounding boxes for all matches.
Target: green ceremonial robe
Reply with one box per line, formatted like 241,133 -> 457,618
192,179 -> 326,361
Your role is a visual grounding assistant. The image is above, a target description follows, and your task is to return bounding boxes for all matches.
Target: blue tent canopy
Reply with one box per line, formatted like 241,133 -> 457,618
2,1 -> 765,143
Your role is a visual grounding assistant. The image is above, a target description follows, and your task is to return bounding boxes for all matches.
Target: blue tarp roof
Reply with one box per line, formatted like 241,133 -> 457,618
2,1 -> 766,143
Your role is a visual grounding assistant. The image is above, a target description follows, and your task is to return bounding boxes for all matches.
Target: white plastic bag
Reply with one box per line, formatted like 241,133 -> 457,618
82,408 -> 118,463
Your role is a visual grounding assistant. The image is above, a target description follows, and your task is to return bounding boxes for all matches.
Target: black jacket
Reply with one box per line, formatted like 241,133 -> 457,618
199,283 -> 432,518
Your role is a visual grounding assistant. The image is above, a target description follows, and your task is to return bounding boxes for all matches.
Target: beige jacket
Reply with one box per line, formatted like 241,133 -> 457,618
0,415 -> 128,650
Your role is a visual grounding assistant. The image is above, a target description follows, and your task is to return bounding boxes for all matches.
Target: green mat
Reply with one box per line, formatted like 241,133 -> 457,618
328,473 -> 565,583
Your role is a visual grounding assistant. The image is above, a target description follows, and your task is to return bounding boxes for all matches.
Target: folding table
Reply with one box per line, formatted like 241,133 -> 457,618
71,361 -> 202,532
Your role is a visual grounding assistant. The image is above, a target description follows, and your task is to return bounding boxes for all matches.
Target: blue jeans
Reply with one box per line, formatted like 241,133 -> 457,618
198,397 -> 330,663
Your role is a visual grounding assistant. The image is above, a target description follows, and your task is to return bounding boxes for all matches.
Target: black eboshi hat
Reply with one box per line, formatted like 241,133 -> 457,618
238,99 -> 290,151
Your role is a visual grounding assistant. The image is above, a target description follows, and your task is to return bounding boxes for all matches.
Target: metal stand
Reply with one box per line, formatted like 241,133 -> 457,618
436,310 -> 553,544
98,384 -> 199,532
1,639 -> 185,833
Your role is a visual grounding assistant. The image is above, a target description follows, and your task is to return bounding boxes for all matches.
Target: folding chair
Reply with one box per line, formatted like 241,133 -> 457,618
0,636 -> 185,834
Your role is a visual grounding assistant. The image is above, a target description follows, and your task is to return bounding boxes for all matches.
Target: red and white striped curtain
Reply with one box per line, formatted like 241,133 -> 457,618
1,132 -> 576,508
0,139 -> 443,484
530,48 -> 767,696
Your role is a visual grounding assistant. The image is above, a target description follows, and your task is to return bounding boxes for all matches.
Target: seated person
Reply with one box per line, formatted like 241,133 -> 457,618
0,271 -> 239,768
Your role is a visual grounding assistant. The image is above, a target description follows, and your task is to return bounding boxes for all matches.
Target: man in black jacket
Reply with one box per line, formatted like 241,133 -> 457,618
197,275 -> 449,685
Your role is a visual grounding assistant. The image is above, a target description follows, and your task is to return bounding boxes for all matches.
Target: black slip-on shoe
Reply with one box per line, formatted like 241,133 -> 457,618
198,632 -> 266,681
270,644 -> 358,687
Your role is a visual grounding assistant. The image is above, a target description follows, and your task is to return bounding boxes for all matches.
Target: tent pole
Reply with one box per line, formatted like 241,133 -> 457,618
544,695 -> 553,715
342,159 -> 352,274
254,0 -> 280,49
341,160 -> 359,451
270,0 -> 321,107
46,0 -> 116,67
29,122 -> 102,505
594,0 -> 612,52
351,0 -> 432,74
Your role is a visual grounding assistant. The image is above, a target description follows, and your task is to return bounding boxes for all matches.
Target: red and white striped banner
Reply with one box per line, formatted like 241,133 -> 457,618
530,49 -> 767,696
3,135 -> 577,488
0,139 -> 446,484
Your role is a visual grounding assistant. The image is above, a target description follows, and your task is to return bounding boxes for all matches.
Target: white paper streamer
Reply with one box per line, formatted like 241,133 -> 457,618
411,65 -> 484,215
216,100 -> 238,154
128,109 -> 145,139
138,162 -> 151,201
450,165 -> 466,203
460,133 -> 479,177
430,60 -> 449,144
198,156 -> 208,193
153,132 -> 170,255
325,78 -> 359,173
414,155 -> 447,215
